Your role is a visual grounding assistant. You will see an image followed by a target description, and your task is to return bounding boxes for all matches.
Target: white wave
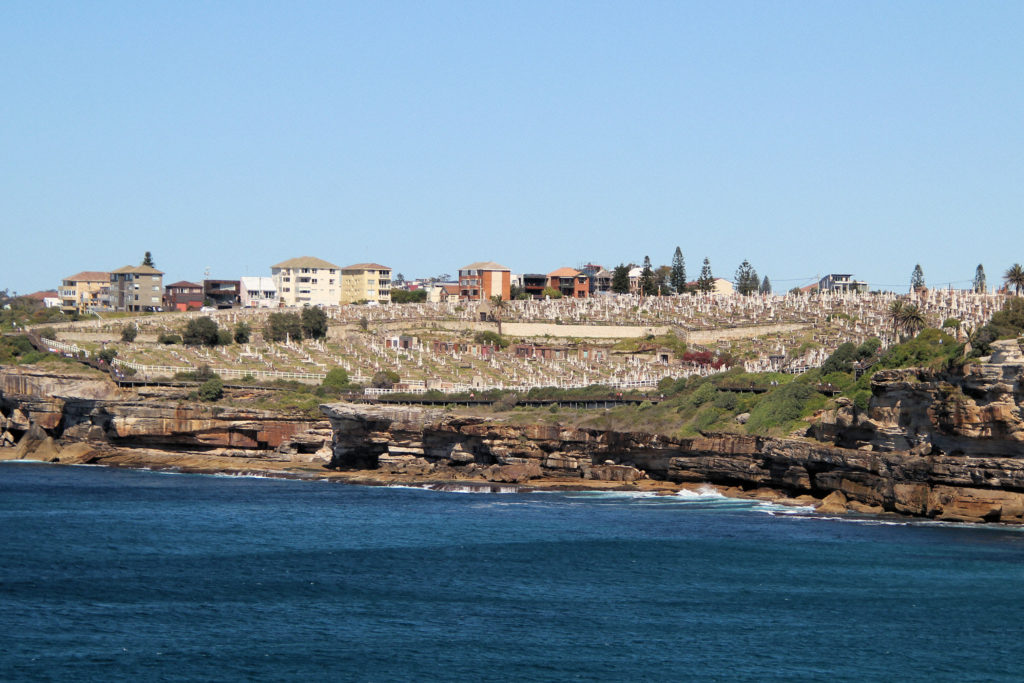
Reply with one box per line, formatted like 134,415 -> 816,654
673,485 -> 728,501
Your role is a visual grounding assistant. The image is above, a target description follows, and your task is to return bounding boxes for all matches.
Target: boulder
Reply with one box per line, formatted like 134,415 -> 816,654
816,490 -> 849,514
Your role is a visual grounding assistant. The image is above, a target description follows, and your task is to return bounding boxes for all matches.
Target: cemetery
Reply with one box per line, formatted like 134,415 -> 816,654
36,288 -> 1005,395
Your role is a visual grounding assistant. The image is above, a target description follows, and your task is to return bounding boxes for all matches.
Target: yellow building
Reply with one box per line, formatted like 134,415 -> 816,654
59,271 -> 110,314
340,263 -> 392,304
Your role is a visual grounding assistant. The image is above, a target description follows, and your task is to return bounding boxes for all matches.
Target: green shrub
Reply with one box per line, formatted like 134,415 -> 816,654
97,348 -> 118,364
322,367 -> 351,390
690,382 -> 717,407
713,391 -> 738,411
474,330 -> 509,348
745,382 -> 824,435
183,317 -> 220,346
216,329 -> 233,346
157,332 -> 181,344
877,328 -> 960,371
198,376 -> 223,401
234,322 -> 251,344
120,324 -> 138,342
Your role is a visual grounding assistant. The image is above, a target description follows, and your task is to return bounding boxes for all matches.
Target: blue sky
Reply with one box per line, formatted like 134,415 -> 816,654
2,1 -> 1022,294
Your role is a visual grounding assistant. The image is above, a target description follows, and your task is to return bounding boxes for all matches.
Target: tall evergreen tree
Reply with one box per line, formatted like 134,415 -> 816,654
973,264 -> 986,293
670,247 -> 687,294
611,264 -> 630,294
640,256 -> 656,296
696,257 -> 715,293
910,264 -> 925,291
760,276 -> 772,294
734,259 -> 758,296
142,251 -> 155,267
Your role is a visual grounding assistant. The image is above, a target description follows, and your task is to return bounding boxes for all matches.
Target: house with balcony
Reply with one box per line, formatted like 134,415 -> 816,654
818,274 -> 868,293
548,267 -> 589,298
59,271 -> 109,314
240,277 -> 278,308
109,264 -> 164,312
204,280 -> 240,308
458,261 -> 511,301
163,281 -> 204,311
271,257 -> 340,307
340,263 -> 392,304
522,274 -> 548,298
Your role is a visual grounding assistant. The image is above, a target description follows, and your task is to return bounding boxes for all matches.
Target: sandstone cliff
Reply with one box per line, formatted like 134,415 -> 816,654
318,341 -> 1024,523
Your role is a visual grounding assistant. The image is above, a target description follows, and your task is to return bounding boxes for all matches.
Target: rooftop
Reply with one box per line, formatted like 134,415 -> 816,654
63,271 -> 109,282
461,261 -> 510,271
342,263 -> 391,271
548,267 -> 582,278
272,256 -> 341,270
165,280 -> 202,289
111,264 -> 164,275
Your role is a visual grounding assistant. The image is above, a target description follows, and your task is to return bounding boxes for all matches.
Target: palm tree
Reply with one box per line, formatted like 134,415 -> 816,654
888,300 -> 905,336
901,304 -> 925,338
1004,264 -> 1024,295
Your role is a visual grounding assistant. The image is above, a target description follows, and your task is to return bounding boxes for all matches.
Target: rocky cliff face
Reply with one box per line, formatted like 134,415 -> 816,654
0,366 -> 332,460
320,342 -> 1024,523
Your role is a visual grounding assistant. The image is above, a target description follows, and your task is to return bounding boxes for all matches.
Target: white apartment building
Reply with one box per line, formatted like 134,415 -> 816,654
271,257 -> 340,307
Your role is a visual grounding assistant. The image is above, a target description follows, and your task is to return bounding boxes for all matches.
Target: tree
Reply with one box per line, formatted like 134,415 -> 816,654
611,264 -> 630,294
234,321 -> 251,344
910,264 -> 925,291
900,304 -> 926,337
639,256 -> 656,296
142,251 -> 155,267
322,367 -> 350,391
760,276 -> 772,295
541,286 -> 563,299
393,272 -> 405,285
670,247 -> 687,294
973,264 -> 987,294
734,260 -> 760,296
183,317 -> 220,346
301,306 -> 328,339
1004,263 -> 1024,295
696,258 -> 715,293
120,324 -> 138,342
264,312 -> 303,342
654,266 -> 673,295
370,369 -> 400,389
888,301 -> 905,336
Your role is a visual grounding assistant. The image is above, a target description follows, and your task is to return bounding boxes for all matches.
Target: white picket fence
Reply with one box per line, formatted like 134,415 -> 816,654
39,338 -> 89,358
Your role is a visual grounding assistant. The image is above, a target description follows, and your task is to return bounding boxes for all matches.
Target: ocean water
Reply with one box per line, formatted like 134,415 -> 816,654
3,463 -> 1024,682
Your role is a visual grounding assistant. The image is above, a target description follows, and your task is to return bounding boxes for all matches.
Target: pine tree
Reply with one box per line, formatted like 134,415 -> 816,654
670,247 -> 687,294
973,265 -> 986,293
734,259 -> 758,296
142,251 -> 155,267
611,264 -> 630,294
640,256 -> 656,296
910,264 -> 925,291
760,276 -> 772,294
696,257 -> 715,293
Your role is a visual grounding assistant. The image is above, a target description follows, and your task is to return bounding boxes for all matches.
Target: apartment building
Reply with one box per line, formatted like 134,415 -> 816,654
58,271 -> 109,314
458,261 -> 511,301
340,263 -> 392,304
109,265 -> 164,312
271,256 -> 340,307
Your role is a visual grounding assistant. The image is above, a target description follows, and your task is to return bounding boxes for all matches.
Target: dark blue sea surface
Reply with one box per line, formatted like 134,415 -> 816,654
3,463 -> 1024,681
